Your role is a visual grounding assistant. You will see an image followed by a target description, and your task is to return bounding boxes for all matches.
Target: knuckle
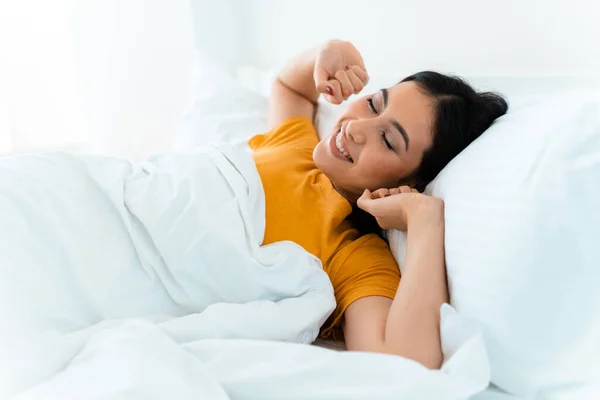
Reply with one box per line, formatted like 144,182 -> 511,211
335,70 -> 347,80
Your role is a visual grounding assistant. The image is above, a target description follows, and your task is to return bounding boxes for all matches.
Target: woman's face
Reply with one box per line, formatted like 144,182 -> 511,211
313,81 -> 435,201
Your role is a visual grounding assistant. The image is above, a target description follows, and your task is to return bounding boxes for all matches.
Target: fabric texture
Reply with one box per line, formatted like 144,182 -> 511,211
0,144 -> 335,395
249,116 -> 400,339
0,144 -> 491,400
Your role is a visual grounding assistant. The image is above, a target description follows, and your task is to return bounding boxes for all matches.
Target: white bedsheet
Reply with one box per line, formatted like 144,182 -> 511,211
471,386 -> 523,400
0,145 -> 490,399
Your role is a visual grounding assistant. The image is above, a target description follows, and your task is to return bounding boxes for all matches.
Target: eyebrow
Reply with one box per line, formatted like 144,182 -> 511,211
380,88 -> 410,151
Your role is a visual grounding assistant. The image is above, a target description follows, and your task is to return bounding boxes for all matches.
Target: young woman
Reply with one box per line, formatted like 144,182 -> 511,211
248,40 -> 507,369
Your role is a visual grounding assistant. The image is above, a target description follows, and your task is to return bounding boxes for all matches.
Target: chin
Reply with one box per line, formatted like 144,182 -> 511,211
312,142 -> 326,170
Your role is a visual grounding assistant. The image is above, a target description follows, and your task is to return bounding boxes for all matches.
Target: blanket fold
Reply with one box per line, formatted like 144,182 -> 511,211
0,145 -> 489,400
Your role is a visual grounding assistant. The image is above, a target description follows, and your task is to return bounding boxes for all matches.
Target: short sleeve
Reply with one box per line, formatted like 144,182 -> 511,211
320,235 -> 401,340
248,116 -> 319,151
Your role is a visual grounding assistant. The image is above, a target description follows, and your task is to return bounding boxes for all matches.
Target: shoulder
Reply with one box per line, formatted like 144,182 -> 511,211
343,235 -> 400,283
320,234 -> 400,339
333,233 -> 401,301
248,116 -> 319,151
339,234 -> 398,269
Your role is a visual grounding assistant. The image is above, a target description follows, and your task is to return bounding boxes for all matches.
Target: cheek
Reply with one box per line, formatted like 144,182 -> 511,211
355,152 -> 404,185
313,141 -> 341,175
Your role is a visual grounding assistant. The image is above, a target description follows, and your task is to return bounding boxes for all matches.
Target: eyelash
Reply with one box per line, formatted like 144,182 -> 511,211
381,133 -> 393,150
367,97 -> 393,150
367,97 -> 377,114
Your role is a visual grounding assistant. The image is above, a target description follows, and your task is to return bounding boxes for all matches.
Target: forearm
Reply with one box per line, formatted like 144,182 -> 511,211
383,211 -> 449,369
276,44 -> 323,105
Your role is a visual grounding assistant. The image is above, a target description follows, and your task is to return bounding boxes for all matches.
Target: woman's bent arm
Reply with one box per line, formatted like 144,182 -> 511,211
268,45 -> 322,129
343,201 -> 449,370
268,40 -> 368,129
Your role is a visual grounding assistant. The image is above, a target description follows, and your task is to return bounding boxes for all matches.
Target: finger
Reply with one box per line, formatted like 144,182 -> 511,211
346,69 -> 365,94
389,188 -> 400,195
314,67 -> 332,94
323,80 -> 343,104
357,189 -> 373,210
316,81 -> 335,97
411,188 -> 419,193
334,70 -> 354,99
373,188 -> 390,199
349,65 -> 369,85
398,185 -> 412,194
357,192 -> 386,216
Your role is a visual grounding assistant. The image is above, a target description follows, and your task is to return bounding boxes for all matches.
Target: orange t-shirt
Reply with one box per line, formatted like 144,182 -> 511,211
249,116 -> 400,339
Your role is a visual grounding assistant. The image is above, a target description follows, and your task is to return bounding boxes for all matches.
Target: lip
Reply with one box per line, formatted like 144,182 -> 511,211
339,125 -> 352,160
329,130 -> 352,163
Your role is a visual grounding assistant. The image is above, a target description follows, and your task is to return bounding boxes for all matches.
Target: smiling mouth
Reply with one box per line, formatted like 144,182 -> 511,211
335,131 -> 353,162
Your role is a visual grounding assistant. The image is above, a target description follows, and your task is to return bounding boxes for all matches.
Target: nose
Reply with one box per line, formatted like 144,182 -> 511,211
345,119 -> 368,145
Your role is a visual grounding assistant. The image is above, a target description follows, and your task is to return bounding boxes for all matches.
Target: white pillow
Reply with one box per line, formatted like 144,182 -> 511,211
390,91 -> 600,397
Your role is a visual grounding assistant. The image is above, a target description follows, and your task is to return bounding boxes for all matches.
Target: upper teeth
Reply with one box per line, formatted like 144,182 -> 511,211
336,132 -> 351,160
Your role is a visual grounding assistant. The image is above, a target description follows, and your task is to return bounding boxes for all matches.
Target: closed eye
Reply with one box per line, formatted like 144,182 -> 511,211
367,97 -> 377,114
381,133 -> 394,150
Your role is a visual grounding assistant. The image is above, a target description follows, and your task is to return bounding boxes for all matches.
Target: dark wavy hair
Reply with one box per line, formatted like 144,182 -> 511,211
349,71 -> 509,237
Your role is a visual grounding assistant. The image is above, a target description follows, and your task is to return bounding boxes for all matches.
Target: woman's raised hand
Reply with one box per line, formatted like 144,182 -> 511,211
357,186 -> 444,231
313,40 -> 369,105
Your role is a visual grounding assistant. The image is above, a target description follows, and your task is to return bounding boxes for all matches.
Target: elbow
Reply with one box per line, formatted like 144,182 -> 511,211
381,344 -> 444,370
347,341 -> 444,370
419,354 -> 443,370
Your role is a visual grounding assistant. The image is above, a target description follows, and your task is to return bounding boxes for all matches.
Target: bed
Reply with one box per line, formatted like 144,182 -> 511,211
1,59 -> 598,398
176,60 -> 600,399
1,0 -> 599,396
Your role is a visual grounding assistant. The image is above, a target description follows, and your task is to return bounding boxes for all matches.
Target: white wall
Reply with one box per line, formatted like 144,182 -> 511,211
238,0 -> 600,77
1,0 -> 195,159
71,0 -> 195,159
3,1 -> 598,158
1,0 -> 89,153
191,0 -> 252,73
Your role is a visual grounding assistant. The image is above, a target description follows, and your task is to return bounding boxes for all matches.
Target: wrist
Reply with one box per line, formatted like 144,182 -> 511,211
277,44 -> 324,104
407,198 -> 444,228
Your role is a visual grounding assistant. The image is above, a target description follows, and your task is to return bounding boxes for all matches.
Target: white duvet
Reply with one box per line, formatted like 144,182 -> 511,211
0,145 -> 489,399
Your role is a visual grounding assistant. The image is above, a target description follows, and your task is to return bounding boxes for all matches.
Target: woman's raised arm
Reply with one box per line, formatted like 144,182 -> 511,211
268,40 -> 369,128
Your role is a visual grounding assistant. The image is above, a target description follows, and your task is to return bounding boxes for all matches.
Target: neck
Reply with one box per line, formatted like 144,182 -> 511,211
331,182 -> 360,204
